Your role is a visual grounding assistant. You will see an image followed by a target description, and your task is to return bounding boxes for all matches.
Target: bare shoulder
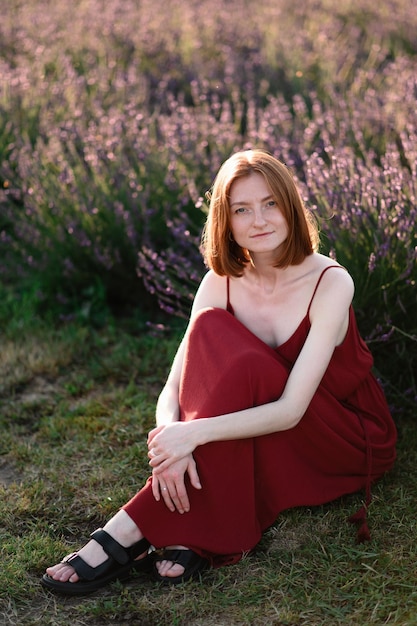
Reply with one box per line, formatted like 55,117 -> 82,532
191,270 -> 228,313
310,256 -> 355,314
318,257 -> 354,295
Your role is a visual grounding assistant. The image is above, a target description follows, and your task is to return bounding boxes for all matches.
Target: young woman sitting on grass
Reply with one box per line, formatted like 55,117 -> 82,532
41,149 -> 397,595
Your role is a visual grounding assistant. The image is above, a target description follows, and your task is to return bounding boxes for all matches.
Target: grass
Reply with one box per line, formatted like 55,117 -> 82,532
1,317 -> 417,626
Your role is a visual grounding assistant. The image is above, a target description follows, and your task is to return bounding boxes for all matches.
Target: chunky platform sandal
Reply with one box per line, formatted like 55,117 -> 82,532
153,548 -> 208,585
41,528 -> 152,596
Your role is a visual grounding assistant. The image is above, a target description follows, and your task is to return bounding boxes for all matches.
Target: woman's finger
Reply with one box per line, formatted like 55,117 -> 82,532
152,473 -> 160,501
160,484 -> 175,512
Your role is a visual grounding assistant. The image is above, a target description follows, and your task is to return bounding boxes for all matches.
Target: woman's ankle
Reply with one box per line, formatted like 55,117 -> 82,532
102,510 -> 143,547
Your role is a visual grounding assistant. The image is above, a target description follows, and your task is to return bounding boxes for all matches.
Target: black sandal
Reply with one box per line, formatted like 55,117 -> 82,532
41,528 -> 152,596
153,548 -> 208,585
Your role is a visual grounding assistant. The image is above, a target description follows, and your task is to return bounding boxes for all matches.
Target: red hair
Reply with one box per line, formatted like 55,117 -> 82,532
201,150 -> 319,276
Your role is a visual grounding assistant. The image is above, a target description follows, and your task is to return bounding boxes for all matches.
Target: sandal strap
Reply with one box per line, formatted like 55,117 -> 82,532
65,552 -> 103,581
91,529 -> 131,565
127,536 -> 151,560
58,531 -> 152,582
91,528 -> 151,563
155,548 -> 204,569
153,548 -> 208,584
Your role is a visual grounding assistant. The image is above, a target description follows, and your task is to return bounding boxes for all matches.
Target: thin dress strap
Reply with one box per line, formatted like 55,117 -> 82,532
306,265 -> 346,318
226,277 -> 235,314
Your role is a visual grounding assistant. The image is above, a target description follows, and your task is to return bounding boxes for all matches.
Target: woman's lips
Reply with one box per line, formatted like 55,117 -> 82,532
250,231 -> 273,238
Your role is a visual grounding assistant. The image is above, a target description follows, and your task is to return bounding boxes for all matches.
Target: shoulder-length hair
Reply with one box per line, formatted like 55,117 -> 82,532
201,149 -> 319,277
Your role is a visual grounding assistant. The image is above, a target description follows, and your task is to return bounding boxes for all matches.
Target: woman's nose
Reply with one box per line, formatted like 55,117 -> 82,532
252,208 -> 267,226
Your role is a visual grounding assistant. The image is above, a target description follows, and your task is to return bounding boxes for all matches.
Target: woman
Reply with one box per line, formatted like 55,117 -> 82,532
41,149 -> 397,595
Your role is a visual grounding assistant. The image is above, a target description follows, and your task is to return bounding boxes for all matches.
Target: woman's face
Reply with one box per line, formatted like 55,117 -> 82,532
229,172 -> 289,257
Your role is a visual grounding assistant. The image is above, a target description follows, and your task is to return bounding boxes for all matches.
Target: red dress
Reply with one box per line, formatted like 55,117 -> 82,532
123,267 -> 397,566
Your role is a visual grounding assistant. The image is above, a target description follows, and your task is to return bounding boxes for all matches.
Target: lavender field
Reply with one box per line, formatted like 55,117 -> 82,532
0,0 -> 416,397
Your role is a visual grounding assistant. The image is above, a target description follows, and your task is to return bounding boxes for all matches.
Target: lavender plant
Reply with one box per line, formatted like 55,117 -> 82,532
0,0 -> 416,397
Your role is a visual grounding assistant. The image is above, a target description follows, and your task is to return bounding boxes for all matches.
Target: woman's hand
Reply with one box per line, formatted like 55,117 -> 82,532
148,421 -> 200,472
151,454 -> 202,514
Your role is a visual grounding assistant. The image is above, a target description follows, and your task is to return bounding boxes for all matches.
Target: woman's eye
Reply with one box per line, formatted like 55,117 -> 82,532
267,200 -> 276,207
235,207 -> 247,214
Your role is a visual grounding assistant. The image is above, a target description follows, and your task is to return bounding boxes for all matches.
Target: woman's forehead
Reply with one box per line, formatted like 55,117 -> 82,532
229,172 -> 272,200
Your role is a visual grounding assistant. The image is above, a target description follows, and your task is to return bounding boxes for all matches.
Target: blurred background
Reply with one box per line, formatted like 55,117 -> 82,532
0,0 -> 416,407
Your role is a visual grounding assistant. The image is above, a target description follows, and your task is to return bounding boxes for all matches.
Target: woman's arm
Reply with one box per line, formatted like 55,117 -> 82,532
150,271 -> 228,511
154,339 -> 185,427
149,268 -> 355,471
